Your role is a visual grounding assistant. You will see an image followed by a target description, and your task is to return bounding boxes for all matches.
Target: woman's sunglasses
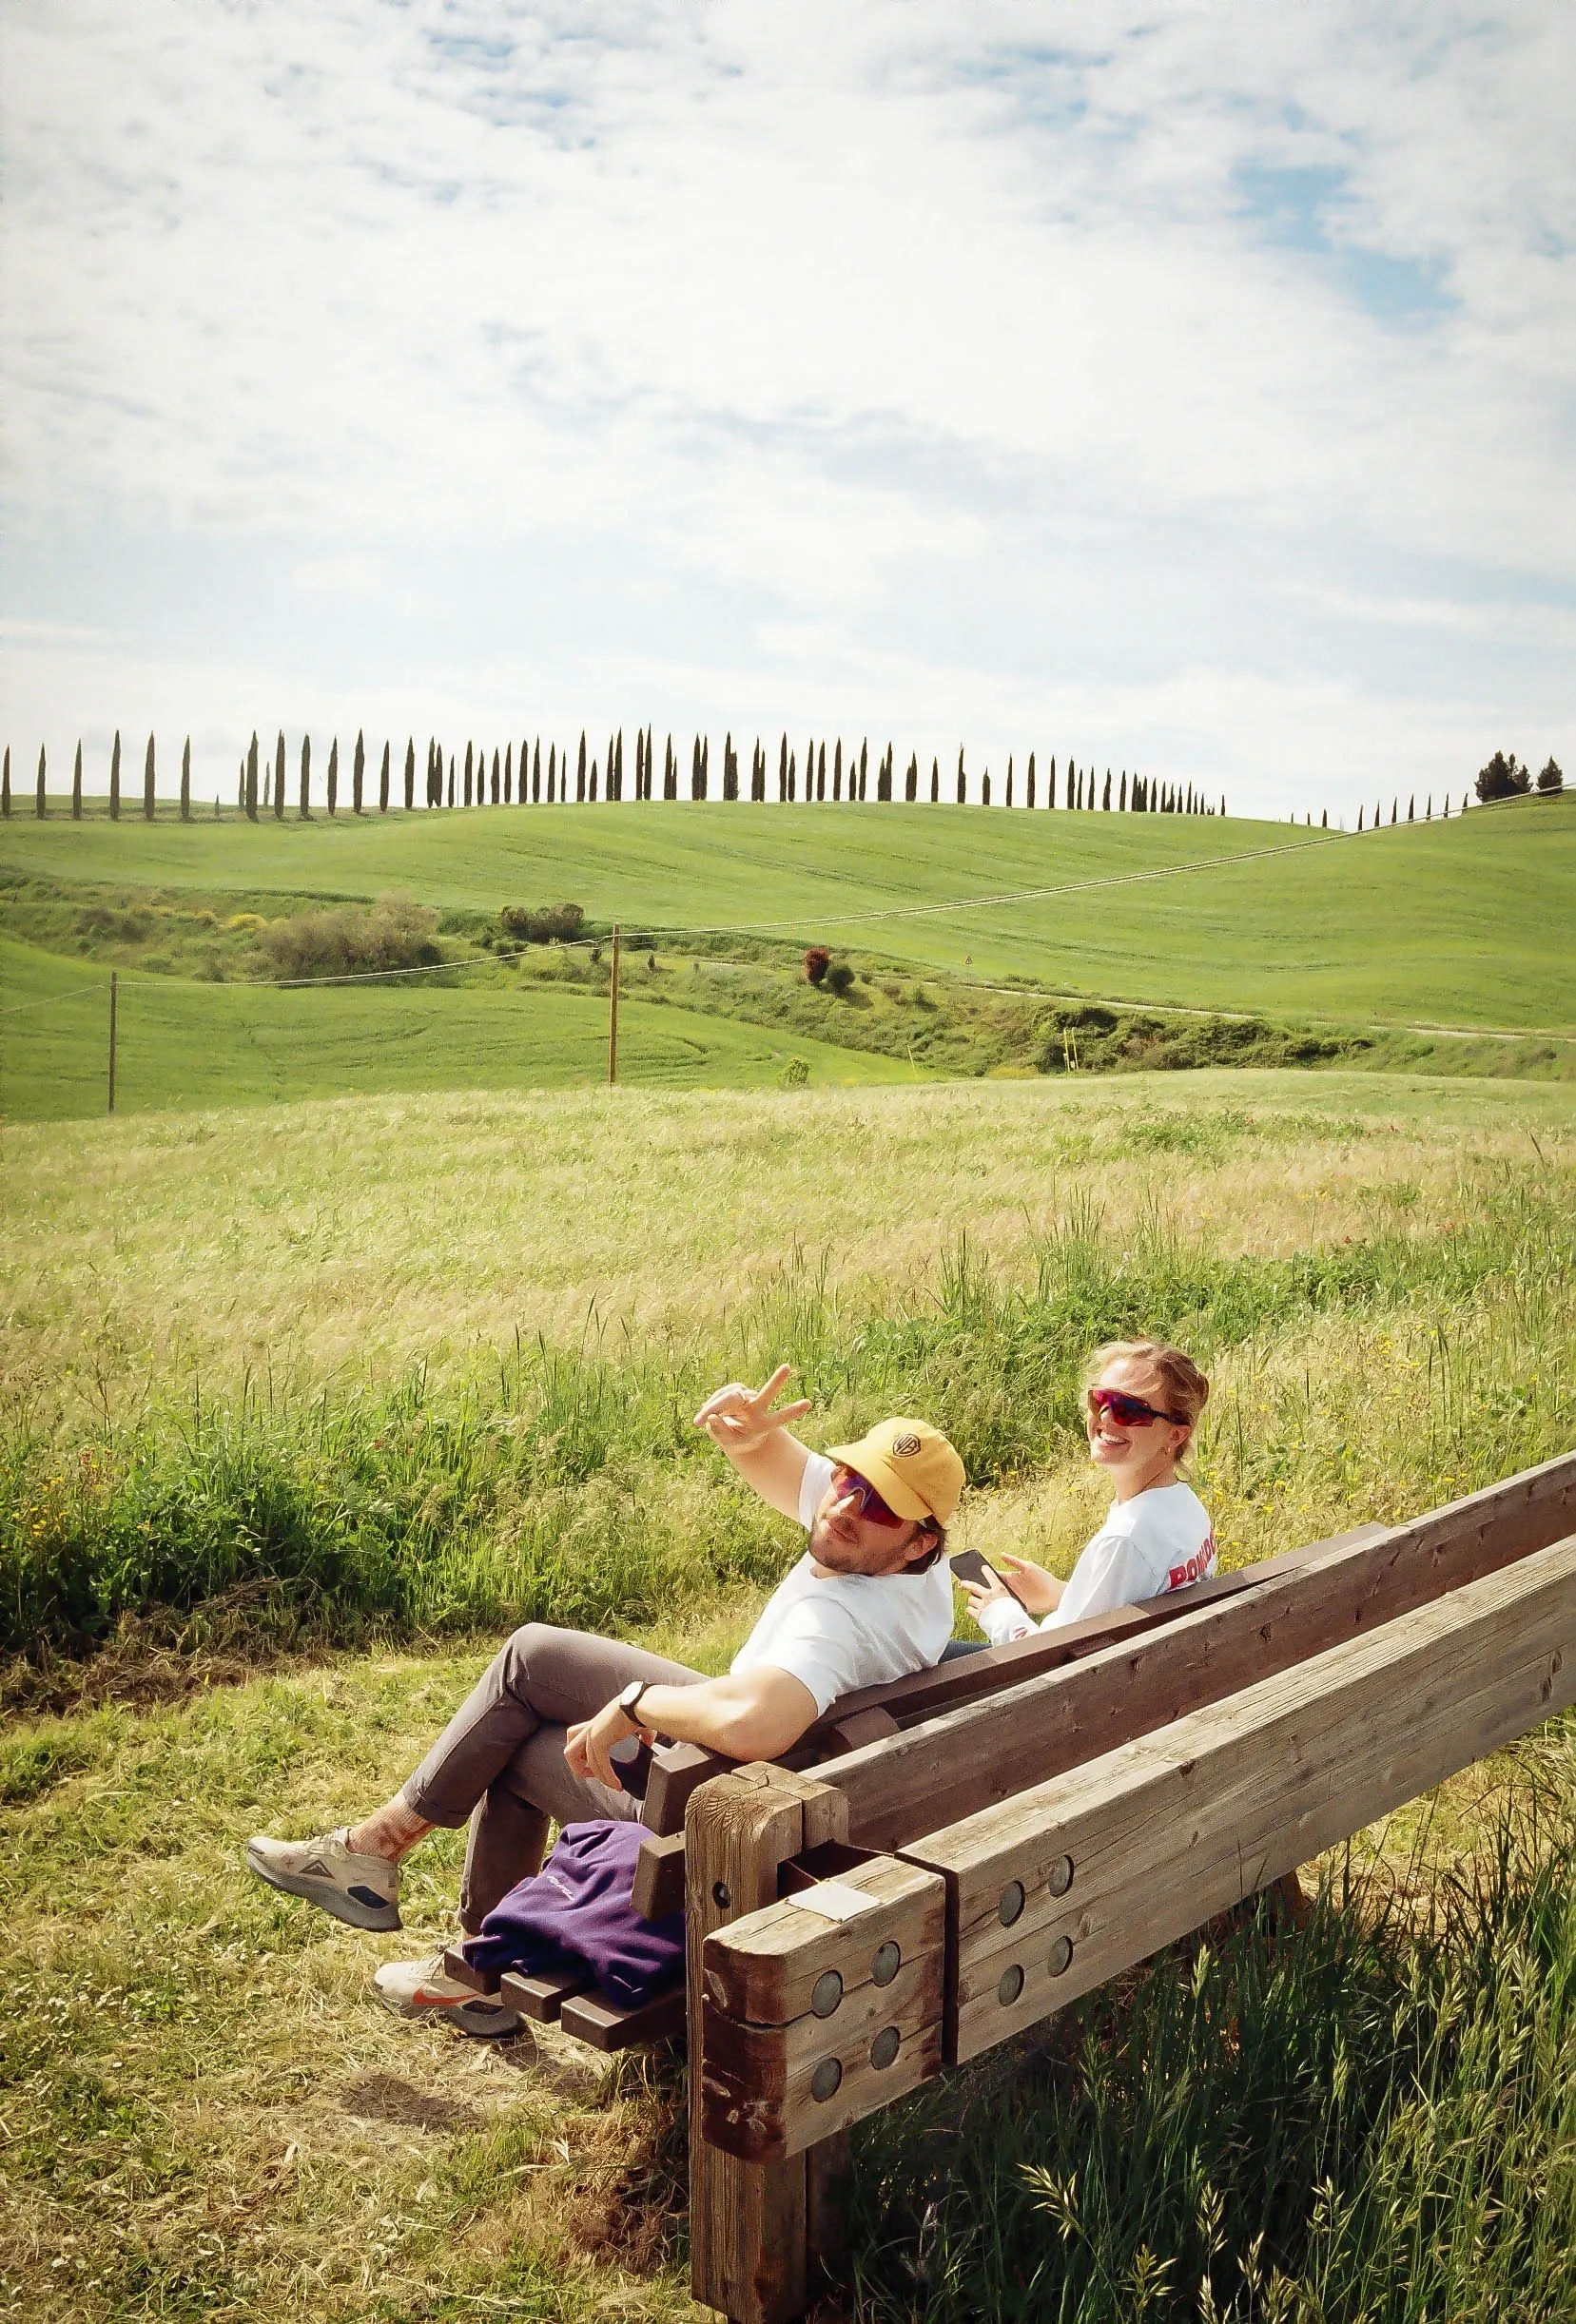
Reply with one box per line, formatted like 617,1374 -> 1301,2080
830,1463 -> 907,1528
1087,1385 -> 1187,1430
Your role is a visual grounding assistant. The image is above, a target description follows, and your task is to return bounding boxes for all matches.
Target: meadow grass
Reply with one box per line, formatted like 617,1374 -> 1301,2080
0,932 -> 923,1124
5,790 -> 1575,1029
5,1072 -> 1576,2317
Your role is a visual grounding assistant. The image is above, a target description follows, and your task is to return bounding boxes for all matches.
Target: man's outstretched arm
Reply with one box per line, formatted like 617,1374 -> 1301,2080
564,1664 -> 817,1788
692,1362 -> 814,1520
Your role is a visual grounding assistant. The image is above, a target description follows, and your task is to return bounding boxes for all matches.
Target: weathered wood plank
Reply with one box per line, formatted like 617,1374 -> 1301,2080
821,1457 -> 1576,1849
703,1857 -> 944,2027
904,1530 -> 1576,2064
559,1982 -> 685,2050
632,1830 -> 687,1920
688,1767 -> 846,2324
498,1962 -> 594,2023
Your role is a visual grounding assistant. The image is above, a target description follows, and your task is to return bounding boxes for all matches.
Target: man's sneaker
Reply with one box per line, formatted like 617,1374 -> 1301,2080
373,1951 -> 523,2040
245,1828 -> 402,1932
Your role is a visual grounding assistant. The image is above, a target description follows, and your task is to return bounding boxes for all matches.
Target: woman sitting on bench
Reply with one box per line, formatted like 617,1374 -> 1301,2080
959,1339 -> 1214,1642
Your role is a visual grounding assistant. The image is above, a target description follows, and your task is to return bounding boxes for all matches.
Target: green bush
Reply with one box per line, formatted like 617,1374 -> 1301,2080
826,960 -> 856,997
257,893 -> 439,981
498,901 -> 587,944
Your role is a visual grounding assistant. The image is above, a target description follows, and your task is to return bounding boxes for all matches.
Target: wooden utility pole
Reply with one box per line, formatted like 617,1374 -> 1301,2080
107,973 -> 118,1114
608,922 -> 621,1085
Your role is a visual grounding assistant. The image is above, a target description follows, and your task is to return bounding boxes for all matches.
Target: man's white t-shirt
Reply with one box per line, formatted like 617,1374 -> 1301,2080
976,1481 -> 1216,1646
730,1452 -> 953,1714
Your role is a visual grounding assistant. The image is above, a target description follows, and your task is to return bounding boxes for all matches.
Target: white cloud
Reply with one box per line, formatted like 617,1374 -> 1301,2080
1,0 -> 1573,816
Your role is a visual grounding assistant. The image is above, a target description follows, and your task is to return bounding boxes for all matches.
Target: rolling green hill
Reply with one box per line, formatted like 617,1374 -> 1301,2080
0,934 -> 924,1121
5,790 -> 1573,1030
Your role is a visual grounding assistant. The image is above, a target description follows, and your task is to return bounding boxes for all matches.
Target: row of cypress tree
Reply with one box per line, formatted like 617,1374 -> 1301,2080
1,728 -> 1225,820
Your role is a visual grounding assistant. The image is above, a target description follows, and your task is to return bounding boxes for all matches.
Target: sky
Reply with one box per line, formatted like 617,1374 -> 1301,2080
2,0 -> 1573,821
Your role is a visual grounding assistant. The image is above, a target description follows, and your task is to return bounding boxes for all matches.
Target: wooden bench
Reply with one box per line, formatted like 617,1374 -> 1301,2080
444,1447 -> 1576,2318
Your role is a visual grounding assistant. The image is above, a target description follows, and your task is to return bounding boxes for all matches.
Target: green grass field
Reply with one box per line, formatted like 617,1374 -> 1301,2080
0,934 -> 923,1120
5,790 -> 1574,1029
6,1070 -> 1576,2320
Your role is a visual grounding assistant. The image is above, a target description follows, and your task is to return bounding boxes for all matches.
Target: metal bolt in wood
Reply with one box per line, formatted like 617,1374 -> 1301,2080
997,1964 -> 1024,2006
810,1971 -> 843,2019
1048,1934 -> 1074,1977
810,2058 -> 843,2102
869,2026 -> 901,2071
870,1942 -> 901,1987
998,1880 -> 1025,1926
1047,1855 -> 1074,1897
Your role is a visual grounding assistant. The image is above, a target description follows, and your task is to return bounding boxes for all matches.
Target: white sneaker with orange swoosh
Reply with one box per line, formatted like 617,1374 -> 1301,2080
373,1951 -> 523,2039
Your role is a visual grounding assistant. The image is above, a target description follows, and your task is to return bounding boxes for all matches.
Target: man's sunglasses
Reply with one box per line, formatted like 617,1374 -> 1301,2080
1087,1385 -> 1187,1430
830,1463 -> 907,1529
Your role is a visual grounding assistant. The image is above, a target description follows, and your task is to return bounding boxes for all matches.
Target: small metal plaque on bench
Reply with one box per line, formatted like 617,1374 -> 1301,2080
784,1879 -> 883,1924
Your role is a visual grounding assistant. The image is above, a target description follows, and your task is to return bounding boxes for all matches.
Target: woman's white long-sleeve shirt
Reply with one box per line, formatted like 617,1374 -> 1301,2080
976,1481 -> 1216,1644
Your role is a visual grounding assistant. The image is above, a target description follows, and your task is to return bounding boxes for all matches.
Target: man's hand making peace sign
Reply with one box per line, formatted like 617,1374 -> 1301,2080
692,1364 -> 815,1520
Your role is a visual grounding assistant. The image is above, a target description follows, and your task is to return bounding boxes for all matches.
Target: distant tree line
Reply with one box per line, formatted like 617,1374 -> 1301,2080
5,727 -> 1564,828
0,727 -> 1230,823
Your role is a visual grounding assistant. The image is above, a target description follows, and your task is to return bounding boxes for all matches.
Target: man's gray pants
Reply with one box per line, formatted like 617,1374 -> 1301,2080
400,1623 -> 702,1933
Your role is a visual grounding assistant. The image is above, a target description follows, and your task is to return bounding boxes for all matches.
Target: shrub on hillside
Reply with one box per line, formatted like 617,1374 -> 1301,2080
257,893 -> 440,981
1475,750 -> 1531,804
1035,1003 -> 1365,1075
499,901 -> 586,944
804,946 -> 830,984
825,960 -> 856,996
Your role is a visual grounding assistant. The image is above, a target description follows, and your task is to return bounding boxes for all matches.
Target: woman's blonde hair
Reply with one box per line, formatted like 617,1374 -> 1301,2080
1087,1340 -> 1210,1431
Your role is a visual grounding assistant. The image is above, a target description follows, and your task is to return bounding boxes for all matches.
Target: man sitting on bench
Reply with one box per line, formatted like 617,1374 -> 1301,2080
246,1366 -> 964,2036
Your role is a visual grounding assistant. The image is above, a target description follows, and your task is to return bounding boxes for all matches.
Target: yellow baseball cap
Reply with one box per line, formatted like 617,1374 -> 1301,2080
826,1417 -> 965,1525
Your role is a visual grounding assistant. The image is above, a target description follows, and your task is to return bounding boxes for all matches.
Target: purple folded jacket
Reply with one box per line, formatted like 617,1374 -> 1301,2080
464,1819 -> 685,2009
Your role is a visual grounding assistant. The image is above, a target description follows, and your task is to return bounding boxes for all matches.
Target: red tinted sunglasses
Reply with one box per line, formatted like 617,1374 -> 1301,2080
830,1463 -> 906,1528
1087,1385 -> 1187,1429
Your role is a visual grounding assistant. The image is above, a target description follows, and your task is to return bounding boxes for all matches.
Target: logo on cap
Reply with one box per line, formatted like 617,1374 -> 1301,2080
891,1432 -> 923,1458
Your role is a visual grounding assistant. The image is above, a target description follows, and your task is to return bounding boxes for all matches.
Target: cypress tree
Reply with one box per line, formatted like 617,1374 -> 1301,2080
1442,795 -> 1450,818
447,755 -> 455,807
787,749 -> 796,802
1102,769 -> 1112,810
534,740 -> 542,804
1357,804 -> 1365,831
877,745 -> 892,804
1066,760 -> 1075,809
982,769 -> 992,806
859,739 -> 868,801
1075,766 -> 1082,810
1026,751 -> 1036,810
663,735 -> 674,801
404,739 -> 416,811
548,743 -> 557,803
1005,756 -> 1013,808
1424,795 -> 1431,821
36,743 -> 48,818
1322,806 -> 1330,827
274,730 -> 286,821
722,731 -> 737,802
245,730 -> 259,820
956,747 -> 965,805
327,737 -> 340,815
1047,754 -> 1056,809
605,734 -> 613,802
238,759 -> 244,811
905,751 -> 918,803
354,729 -> 366,813
379,741 -> 391,813
300,734 -> 312,817
503,743 -> 512,805
74,741 -> 85,820
590,755 -> 598,803
180,738 -> 190,821
1,746 -> 9,817
1408,795 -> 1414,821
493,746 -> 501,804
577,732 -> 587,803
141,733 -> 154,819
616,729 -> 625,801
930,755 -> 939,804
778,733 -> 788,803
817,742 -> 826,801
463,741 -> 473,806
702,735 -> 710,796
833,739 -> 843,801
110,731 -> 123,820
1119,770 -> 1128,811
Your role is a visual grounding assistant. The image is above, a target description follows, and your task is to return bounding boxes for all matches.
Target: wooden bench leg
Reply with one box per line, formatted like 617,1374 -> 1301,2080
688,1766 -> 847,2324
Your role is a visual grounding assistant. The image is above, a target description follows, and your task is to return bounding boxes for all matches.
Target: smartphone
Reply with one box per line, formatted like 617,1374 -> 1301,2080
949,1549 -> 1026,1606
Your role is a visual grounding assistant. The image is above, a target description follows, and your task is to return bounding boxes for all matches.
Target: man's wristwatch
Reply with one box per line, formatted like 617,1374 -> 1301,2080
617,1677 -> 653,1730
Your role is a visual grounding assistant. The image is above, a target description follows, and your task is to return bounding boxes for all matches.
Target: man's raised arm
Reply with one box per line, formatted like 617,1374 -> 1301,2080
691,1362 -> 814,1520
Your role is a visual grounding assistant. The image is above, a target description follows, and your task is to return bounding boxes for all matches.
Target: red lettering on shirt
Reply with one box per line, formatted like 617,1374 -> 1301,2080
1166,1535 -> 1217,1592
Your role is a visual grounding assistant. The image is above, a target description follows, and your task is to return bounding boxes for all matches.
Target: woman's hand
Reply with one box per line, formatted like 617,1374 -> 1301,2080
996,1555 -> 1062,1616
